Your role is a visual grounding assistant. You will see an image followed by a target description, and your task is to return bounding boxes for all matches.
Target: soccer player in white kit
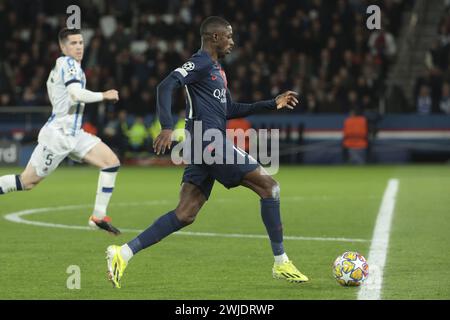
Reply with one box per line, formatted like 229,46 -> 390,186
0,28 -> 122,235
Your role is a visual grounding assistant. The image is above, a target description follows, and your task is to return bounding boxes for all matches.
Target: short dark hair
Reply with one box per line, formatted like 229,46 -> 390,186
200,16 -> 230,36
58,28 -> 81,43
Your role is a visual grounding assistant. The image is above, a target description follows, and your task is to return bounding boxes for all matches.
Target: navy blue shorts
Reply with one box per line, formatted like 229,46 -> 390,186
181,145 -> 259,200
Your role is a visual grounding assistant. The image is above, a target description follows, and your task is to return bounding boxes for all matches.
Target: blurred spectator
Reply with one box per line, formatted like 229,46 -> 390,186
439,82 -> 450,114
342,109 -> 368,165
425,40 -> 449,72
416,85 -> 433,115
127,116 -> 149,152
101,109 -> 129,160
0,93 -> 13,106
414,70 -> 442,113
1,0 -> 407,117
347,90 -> 362,114
368,29 -> 397,59
417,5 -> 450,113
148,117 -> 162,143
305,92 -> 319,113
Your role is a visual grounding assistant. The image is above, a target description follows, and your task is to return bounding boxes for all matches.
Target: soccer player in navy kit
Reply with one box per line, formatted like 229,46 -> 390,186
106,16 -> 308,288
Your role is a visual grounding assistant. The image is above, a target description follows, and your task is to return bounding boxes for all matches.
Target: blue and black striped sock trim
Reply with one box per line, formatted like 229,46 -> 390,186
101,165 -> 120,173
15,175 -> 23,191
102,187 -> 114,193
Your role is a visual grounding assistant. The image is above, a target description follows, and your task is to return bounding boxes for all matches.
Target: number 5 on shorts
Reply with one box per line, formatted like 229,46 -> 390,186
45,153 -> 54,166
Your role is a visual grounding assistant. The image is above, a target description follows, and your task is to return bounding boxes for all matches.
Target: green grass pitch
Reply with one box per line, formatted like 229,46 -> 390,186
0,165 -> 449,299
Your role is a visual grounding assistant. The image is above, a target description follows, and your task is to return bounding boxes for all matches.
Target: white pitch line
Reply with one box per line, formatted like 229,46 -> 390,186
174,231 -> 368,243
3,203 -> 369,243
358,179 -> 399,300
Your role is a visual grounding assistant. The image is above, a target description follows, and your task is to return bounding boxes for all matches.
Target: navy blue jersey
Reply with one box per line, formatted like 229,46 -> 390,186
155,50 -> 277,196
174,50 -> 229,133
157,50 -> 277,134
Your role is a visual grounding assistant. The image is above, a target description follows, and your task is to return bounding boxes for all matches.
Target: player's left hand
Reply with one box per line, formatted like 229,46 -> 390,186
102,90 -> 119,103
275,91 -> 299,110
153,129 -> 173,155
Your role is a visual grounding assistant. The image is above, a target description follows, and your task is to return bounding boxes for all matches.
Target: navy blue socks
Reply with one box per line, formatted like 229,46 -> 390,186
260,198 -> 285,256
126,200 -> 285,257
127,210 -> 185,254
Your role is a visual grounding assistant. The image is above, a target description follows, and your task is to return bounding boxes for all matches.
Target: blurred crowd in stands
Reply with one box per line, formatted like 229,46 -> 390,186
0,0 -> 414,117
416,0 -> 450,114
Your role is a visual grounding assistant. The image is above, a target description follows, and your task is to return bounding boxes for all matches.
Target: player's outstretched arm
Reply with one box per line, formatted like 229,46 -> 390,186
226,90 -> 299,120
67,83 -> 119,104
274,91 -> 299,110
102,90 -> 119,103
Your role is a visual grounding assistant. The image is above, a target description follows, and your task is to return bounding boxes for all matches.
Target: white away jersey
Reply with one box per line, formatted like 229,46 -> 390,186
45,56 -> 87,136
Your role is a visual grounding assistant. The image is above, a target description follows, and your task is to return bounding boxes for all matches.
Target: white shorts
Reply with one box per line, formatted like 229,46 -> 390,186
29,126 -> 101,177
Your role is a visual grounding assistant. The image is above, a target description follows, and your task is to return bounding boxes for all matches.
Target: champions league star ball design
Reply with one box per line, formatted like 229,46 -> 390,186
182,61 -> 195,71
332,251 -> 369,286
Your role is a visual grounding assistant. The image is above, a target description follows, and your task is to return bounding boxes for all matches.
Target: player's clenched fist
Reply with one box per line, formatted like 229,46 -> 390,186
103,90 -> 119,102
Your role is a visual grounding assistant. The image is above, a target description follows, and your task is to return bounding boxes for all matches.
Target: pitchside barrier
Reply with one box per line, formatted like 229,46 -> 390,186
1,107 -> 449,165
246,114 -> 450,164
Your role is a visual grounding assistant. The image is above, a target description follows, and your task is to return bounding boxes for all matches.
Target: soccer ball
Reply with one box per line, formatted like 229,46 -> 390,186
332,251 -> 369,286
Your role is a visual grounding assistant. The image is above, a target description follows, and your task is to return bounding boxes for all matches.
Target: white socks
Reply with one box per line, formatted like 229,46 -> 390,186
274,253 -> 289,265
0,174 -> 23,194
92,166 -> 119,219
120,244 -> 134,262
